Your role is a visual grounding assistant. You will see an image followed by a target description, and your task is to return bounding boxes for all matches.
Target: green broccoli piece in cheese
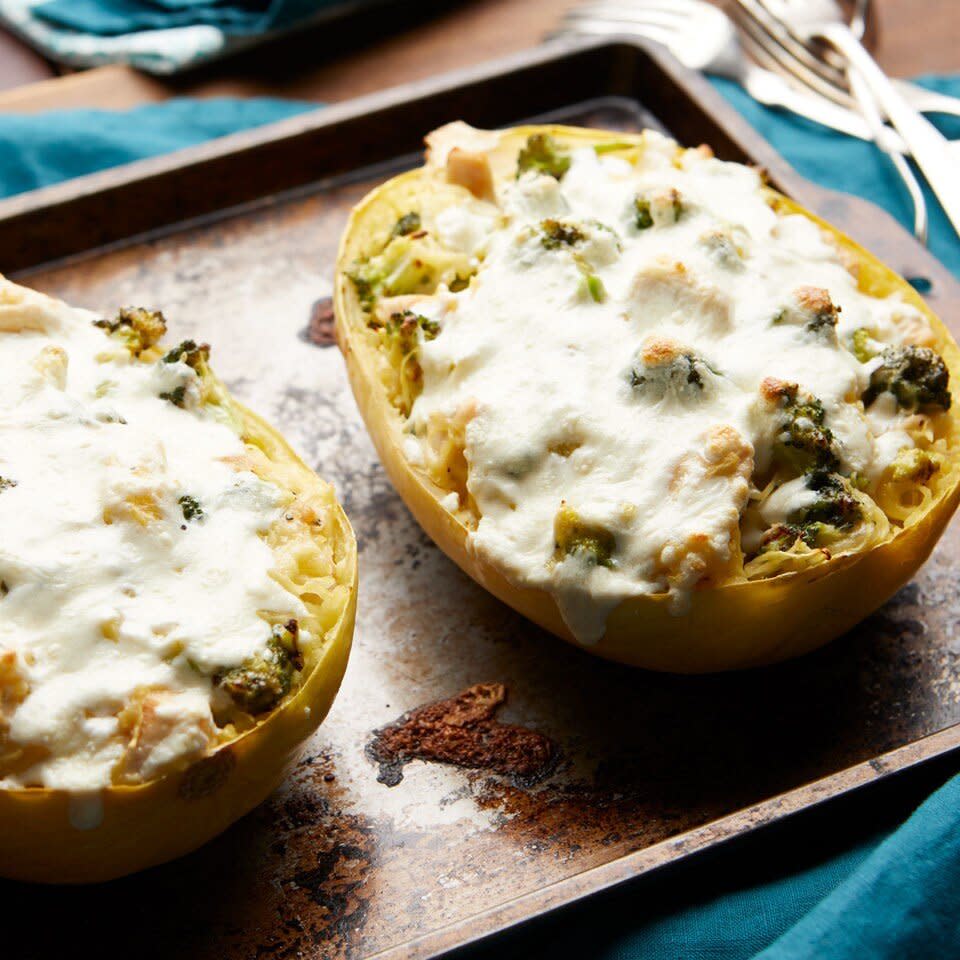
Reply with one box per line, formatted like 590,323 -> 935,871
383,310 -> 440,351
887,448 -> 939,483
0,476 -> 17,493
851,328 -> 880,362
178,495 -> 205,523
628,345 -> 716,402
215,621 -> 303,716
699,231 -> 743,270
772,389 -> 841,474
159,385 -> 187,408
634,197 -> 653,230
862,344 -> 951,412
517,133 -> 571,180
163,339 -> 210,372
759,471 -> 861,555
583,273 -> 606,303
391,212 -> 422,238
553,505 -> 616,568
348,234 -> 470,314
799,470 -> 862,528
759,522 -> 822,554
634,189 -> 684,230
94,307 -> 168,357
540,219 -> 586,250
771,287 -> 839,339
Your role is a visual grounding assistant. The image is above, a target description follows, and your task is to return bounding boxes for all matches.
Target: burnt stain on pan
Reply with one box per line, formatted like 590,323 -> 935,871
367,683 -> 560,787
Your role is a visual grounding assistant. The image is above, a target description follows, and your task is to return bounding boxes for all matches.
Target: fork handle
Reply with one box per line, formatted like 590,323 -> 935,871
818,23 -> 960,240
739,62 -> 908,151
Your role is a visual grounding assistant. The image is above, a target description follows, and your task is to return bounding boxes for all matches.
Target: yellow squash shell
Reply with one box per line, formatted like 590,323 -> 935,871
335,123 -> 960,673
0,378 -> 357,884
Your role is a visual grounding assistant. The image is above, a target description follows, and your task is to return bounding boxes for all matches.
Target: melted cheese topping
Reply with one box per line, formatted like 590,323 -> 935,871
402,132 -> 929,642
0,285 -> 305,790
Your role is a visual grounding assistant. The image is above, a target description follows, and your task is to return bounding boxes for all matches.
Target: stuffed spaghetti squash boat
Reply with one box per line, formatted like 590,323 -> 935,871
0,277 -> 357,883
335,122 -> 960,673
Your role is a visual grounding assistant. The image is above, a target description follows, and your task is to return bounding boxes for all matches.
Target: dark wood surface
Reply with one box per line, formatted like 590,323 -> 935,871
2,39 -> 959,960
0,0 -> 955,114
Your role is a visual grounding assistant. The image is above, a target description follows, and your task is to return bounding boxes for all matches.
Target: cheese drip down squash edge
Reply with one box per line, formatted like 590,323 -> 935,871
0,279 -> 357,884
333,123 -> 960,673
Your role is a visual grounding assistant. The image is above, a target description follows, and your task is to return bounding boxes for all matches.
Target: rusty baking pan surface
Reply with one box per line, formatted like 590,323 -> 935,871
2,38 -> 959,960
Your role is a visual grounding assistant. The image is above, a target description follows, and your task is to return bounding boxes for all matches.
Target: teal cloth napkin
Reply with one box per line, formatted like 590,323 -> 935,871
33,0 -> 339,36
0,0 -> 410,73
0,80 -> 958,958
0,97 -> 315,196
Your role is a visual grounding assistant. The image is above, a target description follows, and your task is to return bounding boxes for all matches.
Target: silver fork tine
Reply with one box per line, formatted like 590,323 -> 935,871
734,11 -> 853,107
735,0 -> 929,243
730,0 -> 851,99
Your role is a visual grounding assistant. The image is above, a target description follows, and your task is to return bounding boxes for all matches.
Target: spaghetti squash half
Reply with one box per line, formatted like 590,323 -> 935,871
335,123 -> 960,672
0,277 -> 356,882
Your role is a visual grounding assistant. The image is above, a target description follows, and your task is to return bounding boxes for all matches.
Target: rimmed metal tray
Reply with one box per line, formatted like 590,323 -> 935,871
1,37 -> 958,960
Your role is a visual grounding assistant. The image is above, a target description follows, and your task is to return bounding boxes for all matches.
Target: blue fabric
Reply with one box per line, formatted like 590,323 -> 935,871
0,97 -> 314,196
0,0 -> 419,74
710,74 -> 960,278
33,0 -> 329,36
752,772 -> 960,959
0,75 -> 958,960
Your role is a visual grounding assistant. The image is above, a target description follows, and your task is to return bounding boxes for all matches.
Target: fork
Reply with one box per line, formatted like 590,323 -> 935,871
758,0 -> 960,240
555,0 -> 930,241
556,0 -> 901,146
728,0 -> 960,118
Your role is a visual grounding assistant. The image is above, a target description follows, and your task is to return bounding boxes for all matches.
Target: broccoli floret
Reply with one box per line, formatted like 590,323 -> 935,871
536,220 -> 613,303
94,307 -> 167,357
0,476 -> 16,493
517,133 -> 570,180
178,495 -> 205,523
887,448 -> 939,483
215,621 -> 302,715
699,231 -> 743,270
759,471 -> 861,554
851,328 -> 880,363
759,522 -> 821,553
382,310 -> 440,351
628,349 -> 715,401
772,389 -> 840,474
772,287 -> 839,339
862,344 -> 951,412
553,505 -> 616,568
634,197 -> 653,230
634,189 -> 684,230
540,219 -> 586,249
583,273 -> 606,303
159,385 -> 187,408
800,470 -> 862,528
391,212 -> 422,238
163,339 -> 210,371
348,234 -> 470,313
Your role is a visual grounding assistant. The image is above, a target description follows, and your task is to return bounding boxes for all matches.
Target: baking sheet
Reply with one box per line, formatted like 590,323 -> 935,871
2,49 -> 959,960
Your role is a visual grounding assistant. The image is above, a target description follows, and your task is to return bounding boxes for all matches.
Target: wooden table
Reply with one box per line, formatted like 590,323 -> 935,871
0,0 -> 956,115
